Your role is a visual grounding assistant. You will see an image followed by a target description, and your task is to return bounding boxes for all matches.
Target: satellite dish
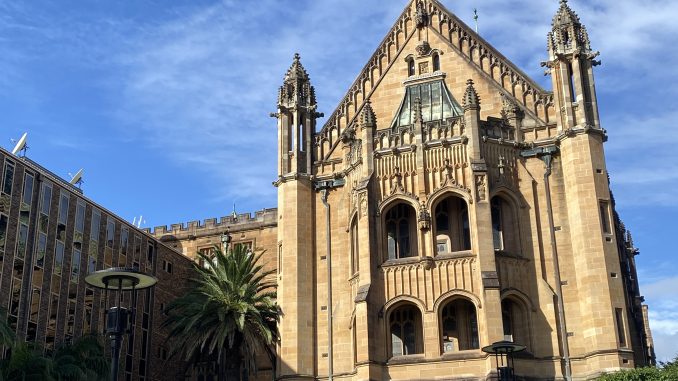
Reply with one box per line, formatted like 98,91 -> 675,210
11,132 -> 28,156
69,169 -> 84,187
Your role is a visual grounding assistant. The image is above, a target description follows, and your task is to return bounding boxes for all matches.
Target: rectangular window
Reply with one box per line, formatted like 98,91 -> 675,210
147,243 -> 154,263
35,232 -> 47,267
22,173 -> 34,205
40,183 -> 52,216
54,241 -> 64,276
16,223 -> 28,259
0,214 -> 8,255
88,255 -> 96,274
58,193 -> 69,224
90,210 -> 101,241
615,308 -> 627,347
71,249 -> 81,283
600,201 -> 611,234
120,227 -> 129,256
75,201 -> 85,233
106,218 -> 115,248
2,161 -> 14,195
29,287 -> 40,322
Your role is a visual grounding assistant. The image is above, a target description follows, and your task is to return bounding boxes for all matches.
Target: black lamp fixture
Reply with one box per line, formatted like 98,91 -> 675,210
85,267 -> 157,381
482,340 -> 526,381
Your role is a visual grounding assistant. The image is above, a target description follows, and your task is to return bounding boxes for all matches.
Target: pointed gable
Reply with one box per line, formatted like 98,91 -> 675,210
315,0 -> 557,162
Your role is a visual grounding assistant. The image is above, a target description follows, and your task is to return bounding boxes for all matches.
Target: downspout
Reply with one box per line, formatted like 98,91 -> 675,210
321,189 -> 334,381
542,153 -> 572,381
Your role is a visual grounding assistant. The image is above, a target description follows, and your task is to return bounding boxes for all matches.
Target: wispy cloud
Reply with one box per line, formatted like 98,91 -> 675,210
642,276 -> 678,362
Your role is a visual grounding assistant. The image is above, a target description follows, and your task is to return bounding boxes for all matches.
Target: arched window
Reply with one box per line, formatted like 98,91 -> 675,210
390,304 -> 423,357
385,204 -> 415,260
407,58 -> 415,77
350,218 -> 359,274
432,53 -> 441,72
440,299 -> 479,352
491,196 -> 519,254
434,196 -> 471,253
501,298 -> 530,350
491,197 -> 504,250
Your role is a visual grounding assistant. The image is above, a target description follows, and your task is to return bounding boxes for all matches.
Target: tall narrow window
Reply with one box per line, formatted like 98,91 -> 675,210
407,58 -> 415,77
90,210 -> 101,242
385,204 -> 414,259
568,63 -> 577,102
57,193 -> 69,242
440,299 -> 479,352
22,173 -> 34,205
350,219 -> 359,274
432,53 -> 440,72
2,162 -> 14,195
615,308 -> 627,347
600,201 -> 611,234
491,198 -> 504,251
299,124 -> 305,152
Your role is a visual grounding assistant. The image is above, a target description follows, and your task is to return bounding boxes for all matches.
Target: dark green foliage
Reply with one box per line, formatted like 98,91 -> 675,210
597,356 -> 678,381
0,309 -> 14,349
163,245 -> 279,381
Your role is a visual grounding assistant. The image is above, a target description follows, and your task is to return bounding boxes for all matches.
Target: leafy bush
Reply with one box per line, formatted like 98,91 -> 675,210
597,356 -> 678,381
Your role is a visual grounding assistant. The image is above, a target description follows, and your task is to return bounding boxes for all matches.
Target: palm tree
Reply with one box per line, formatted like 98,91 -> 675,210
51,335 -> 109,381
164,245 -> 278,381
1,342 -> 54,381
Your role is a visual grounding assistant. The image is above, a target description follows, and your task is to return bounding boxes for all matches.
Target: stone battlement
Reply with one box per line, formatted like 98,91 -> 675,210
144,208 -> 277,236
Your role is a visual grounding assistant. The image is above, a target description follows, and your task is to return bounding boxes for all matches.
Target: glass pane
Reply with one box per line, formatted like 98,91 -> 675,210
58,194 -> 69,224
391,323 -> 403,357
75,203 -> 85,233
22,174 -> 34,205
71,250 -> 81,283
2,164 -> 14,195
0,214 -> 8,251
431,82 -> 442,121
41,184 -> 52,215
421,83 -> 431,122
404,321 -> 416,355
16,224 -> 28,259
36,233 -> 47,267
90,211 -> 101,241
55,241 -> 64,276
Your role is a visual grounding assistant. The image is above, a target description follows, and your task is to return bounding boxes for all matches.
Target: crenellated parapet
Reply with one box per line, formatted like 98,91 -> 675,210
146,208 -> 278,237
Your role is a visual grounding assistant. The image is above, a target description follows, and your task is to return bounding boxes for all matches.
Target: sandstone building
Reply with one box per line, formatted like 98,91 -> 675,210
151,0 -> 654,379
1,0 -> 654,380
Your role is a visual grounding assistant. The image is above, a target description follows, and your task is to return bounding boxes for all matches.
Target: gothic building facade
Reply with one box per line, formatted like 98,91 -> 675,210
154,0 -> 654,379
270,0 -> 653,379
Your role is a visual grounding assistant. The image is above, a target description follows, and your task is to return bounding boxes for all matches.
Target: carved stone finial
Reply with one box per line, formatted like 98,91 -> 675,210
416,40 -> 431,57
463,79 -> 480,109
284,53 -> 309,82
415,1 -> 428,29
360,101 -> 377,128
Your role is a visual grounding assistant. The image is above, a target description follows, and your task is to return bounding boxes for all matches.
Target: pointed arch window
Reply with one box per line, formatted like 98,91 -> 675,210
390,305 -> 422,357
491,197 -> 504,251
440,299 -> 479,352
434,196 -> 471,254
350,218 -> 359,274
385,204 -> 414,260
407,58 -> 415,77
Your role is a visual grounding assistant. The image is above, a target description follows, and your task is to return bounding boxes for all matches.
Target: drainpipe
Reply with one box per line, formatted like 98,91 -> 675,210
541,152 -> 572,381
320,189 -> 334,381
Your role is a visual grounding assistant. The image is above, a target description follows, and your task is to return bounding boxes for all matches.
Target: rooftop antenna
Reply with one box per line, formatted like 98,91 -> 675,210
68,168 -> 84,189
10,132 -> 28,157
473,8 -> 479,34
132,215 -> 145,229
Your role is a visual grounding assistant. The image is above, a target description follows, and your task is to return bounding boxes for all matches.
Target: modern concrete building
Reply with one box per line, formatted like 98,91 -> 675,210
0,146 -> 194,380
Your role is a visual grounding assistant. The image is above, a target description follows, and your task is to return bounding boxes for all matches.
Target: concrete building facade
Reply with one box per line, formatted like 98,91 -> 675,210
0,146 -> 194,381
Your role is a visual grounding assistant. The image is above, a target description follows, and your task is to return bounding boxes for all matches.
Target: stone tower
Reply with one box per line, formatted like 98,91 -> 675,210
273,53 -> 321,379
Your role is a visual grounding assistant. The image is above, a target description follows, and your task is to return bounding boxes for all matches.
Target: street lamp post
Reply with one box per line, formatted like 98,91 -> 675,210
482,340 -> 526,381
85,267 -> 157,381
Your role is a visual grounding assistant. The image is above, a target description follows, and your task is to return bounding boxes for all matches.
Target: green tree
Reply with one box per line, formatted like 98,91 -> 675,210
51,335 -> 109,381
1,343 -> 54,381
597,356 -> 678,381
0,308 -> 15,349
164,245 -> 279,381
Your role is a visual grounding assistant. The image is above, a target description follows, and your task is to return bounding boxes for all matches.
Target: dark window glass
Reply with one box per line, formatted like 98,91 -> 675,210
385,204 -> 414,259
432,53 -> 440,72
2,163 -> 14,195
16,223 -> 28,259
36,233 -> 47,267
40,183 -> 52,215
390,305 -> 421,357
55,241 -> 64,276
75,202 -> 86,233
491,198 -> 504,250
22,173 -> 34,205
0,215 -> 7,253
407,58 -> 415,76
106,219 -> 115,248
90,210 -> 101,241
71,250 -> 81,283
58,194 -> 69,225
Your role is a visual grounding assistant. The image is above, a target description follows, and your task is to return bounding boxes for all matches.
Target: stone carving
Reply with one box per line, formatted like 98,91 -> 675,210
415,1 -> 428,28
418,61 -> 430,74
475,175 -> 486,202
416,41 -> 431,57
418,201 -> 431,230
359,192 -> 368,218
390,166 -> 405,195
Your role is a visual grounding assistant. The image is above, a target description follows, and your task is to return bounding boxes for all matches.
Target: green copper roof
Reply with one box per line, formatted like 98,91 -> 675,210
390,80 -> 463,128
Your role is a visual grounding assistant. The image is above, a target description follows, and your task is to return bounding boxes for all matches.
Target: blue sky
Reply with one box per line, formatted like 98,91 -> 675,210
1,0 -> 676,363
